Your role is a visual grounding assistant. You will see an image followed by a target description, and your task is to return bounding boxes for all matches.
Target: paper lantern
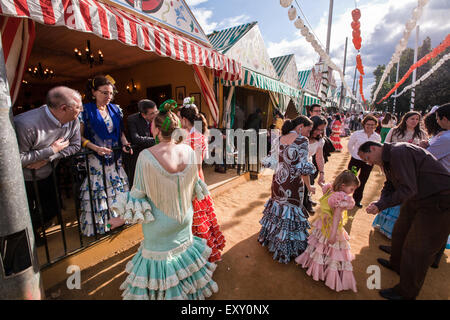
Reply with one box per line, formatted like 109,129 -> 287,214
351,21 -> 360,30
300,27 -> 308,37
280,0 -> 293,8
288,6 -> 297,20
352,9 -> 361,21
352,30 -> 361,38
294,17 -> 304,29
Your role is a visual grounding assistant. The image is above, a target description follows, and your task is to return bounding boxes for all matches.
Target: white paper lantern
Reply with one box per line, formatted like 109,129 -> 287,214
280,0 -> 293,8
412,7 -> 422,20
294,17 -> 304,29
305,32 -> 314,42
300,27 -> 308,37
418,0 -> 429,6
288,6 -> 297,20
405,20 -> 416,31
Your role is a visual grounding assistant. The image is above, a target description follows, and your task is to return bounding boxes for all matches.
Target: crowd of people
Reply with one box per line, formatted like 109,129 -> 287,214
260,103 -> 449,299
12,77 -> 450,300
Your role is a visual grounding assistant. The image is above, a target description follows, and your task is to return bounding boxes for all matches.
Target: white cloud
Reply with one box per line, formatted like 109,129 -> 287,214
191,8 -> 218,34
191,9 -> 251,35
185,0 -> 209,7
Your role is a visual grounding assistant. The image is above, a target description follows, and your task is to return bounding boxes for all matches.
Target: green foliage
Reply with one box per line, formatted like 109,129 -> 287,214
371,37 -> 450,115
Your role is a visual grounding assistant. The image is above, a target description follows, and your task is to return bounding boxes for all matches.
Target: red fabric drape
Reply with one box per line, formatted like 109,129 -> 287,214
0,16 -> 35,105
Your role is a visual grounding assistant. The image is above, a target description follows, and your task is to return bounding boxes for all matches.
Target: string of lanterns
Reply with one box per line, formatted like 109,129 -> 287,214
377,33 -> 450,104
392,52 -> 450,98
280,0 -> 358,103
371,0 -> 430,106
351,7 -> 367,107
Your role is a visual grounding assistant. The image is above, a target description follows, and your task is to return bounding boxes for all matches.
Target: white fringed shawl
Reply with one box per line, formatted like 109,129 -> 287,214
133,148 -> 199,224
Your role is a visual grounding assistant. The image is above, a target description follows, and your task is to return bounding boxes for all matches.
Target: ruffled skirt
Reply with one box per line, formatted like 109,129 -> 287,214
192,195 -> 226,263
372,205 -> 400,239
258,199 -> 310,264
120,236 -> 218,300
295,218 -> 357,292
79,155 -> 129,236
330,132 -> 343,151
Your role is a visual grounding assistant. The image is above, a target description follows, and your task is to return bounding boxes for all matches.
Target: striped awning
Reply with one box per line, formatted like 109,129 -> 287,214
303,92 -> 321,106
271,54 -> 293,78
222,67 -> 301,98
208,22 -> 256,54
0,0 -> 242,81
298,69 -> 311,89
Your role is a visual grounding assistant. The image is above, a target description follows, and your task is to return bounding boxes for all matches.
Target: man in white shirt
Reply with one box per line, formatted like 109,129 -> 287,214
347,114 -> 381,207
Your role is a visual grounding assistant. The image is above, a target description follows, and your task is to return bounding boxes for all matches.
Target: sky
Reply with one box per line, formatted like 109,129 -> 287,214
185,0 -> 450,101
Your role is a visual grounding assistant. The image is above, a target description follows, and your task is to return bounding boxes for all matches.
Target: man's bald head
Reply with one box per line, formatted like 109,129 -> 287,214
46,86 -> 81,109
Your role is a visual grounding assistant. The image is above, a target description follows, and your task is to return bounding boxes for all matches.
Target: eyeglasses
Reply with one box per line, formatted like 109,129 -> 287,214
98,90 -> 114,96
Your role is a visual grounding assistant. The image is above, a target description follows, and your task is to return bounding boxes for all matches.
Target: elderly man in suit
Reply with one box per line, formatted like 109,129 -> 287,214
125,99 -> 158,185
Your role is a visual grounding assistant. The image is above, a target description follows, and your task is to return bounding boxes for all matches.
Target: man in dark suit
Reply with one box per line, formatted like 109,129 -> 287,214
125,99 -> 158,185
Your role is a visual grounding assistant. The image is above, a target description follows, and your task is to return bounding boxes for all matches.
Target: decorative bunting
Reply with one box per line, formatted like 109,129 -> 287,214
372,0 -> 430,105
377,34 -> 450,104
392,52 -> 450,98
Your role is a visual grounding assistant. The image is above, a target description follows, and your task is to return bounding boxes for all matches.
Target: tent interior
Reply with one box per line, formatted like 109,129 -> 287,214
14,22 -> 211,124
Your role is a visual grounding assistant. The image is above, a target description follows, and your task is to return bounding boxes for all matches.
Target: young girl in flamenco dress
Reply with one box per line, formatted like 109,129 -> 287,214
295,170 -> 360,292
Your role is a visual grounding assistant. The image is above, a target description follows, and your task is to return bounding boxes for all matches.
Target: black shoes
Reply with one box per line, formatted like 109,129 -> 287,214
379,245 -> 391,254
377,258 -> 399,275
379,288 -> 407,300
355,203 -> 363,208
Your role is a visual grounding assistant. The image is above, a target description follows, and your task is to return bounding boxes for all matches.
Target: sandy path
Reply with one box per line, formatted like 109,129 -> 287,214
47,137 -> 449,300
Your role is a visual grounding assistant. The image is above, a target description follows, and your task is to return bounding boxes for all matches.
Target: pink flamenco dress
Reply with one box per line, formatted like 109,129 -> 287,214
295,184 -> 357,292
186,128 -> 226,263
330,120 -> 343,151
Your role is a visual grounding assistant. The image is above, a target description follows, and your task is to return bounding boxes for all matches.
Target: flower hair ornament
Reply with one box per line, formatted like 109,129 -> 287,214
350,166 -> 359,176
155,99 -> 181,144
182,96 -> 197,109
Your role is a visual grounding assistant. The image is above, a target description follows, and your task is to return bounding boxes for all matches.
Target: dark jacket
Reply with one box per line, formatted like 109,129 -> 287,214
125,113 -> 155,185
127,112 -> 155,150
375,142 -> 450,211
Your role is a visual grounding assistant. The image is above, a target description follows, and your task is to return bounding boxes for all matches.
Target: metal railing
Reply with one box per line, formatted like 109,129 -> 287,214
29,146 -> 133,270
28,132 -> 264,270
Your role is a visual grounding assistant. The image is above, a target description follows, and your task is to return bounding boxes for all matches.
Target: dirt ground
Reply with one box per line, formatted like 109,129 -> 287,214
46,137 -> 449,300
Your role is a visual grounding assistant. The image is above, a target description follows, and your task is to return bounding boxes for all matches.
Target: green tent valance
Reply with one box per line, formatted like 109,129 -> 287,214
222,67 -> 302,99
303,93 -> 321,106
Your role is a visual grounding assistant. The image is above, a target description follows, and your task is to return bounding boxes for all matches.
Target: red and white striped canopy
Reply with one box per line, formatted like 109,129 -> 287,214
0,0 -> 242,81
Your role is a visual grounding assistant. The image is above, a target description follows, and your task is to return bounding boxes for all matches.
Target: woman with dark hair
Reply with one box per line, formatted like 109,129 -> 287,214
380,112 -> 395,143
178,97 -> 225,263
330,114 -> 343,151
372,111 -> 428,239
108,101 -> 218,300
79,75 -> 132,236
384,111 -> 427,145
259,115 -> 316,263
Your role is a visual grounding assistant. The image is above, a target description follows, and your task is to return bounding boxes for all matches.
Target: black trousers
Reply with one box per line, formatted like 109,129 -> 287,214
24,174 -> 59,235
347,157 -> 373,204
390,193 -> 450,299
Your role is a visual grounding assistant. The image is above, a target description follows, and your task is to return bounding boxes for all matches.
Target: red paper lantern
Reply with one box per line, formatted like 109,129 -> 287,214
351,21 -> 360,30
353,30 -> 361,38
352,9 -> 361,22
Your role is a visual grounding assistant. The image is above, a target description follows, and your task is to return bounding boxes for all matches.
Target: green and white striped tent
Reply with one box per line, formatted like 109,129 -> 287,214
298,69 -> 321,107
208,22 -> 302,118
222,67 -> 301,99
208,22 -> 257,54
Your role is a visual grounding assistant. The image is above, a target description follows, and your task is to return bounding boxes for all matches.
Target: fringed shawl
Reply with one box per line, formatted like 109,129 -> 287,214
132,147 -> 199,224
